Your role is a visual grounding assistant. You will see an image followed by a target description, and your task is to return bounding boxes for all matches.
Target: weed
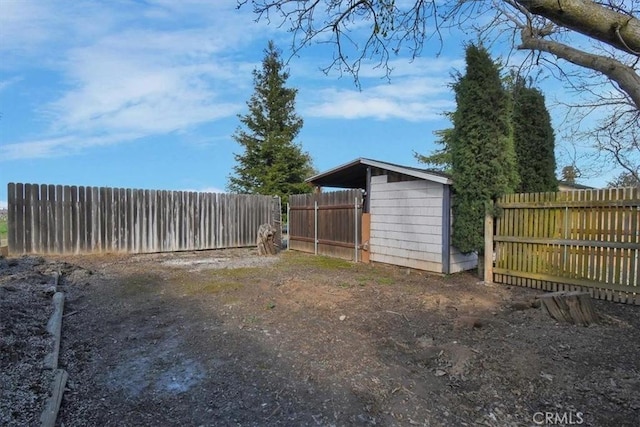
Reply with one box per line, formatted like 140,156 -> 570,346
244,315 -> 259,324
376,277 -> 395,286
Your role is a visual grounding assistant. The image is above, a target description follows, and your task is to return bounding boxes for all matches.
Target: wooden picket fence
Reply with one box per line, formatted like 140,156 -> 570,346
7,183 -> 281,255
288,190 -> 363,260
490,187 -> 640,304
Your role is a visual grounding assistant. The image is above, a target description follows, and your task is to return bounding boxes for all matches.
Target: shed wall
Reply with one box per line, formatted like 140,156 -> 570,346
449,247 -> 478,273
369,176 -> 445,272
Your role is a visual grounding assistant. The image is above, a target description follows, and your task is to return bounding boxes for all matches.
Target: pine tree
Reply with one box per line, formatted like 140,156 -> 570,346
414,126 -> 453,173
511,78 -> 558,193
450,44 -> 519,254
561,165 -> 579,184
228,41 -> 314,206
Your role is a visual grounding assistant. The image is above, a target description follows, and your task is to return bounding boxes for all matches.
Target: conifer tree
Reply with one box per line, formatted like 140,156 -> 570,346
450,44 -> 519,254
228,41 -> 314,206
511,78 -> 558,192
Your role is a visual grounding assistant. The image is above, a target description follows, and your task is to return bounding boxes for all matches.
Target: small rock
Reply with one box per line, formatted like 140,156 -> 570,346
42,286 -> 57,296
511,301 -> 531,311
435,369 -> 447,377
416,335 -> 434,348
457,316 -> 484,329
339,315 -> 346,321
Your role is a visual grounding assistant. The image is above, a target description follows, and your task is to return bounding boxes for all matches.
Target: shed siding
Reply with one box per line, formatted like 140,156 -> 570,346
449,249 -> 478,273
369,175 -> 444,271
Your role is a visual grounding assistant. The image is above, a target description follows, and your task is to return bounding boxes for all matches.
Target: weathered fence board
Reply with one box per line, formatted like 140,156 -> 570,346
7,183 -> 281,255
492,188 -> 640,305
289,190 -> 363,260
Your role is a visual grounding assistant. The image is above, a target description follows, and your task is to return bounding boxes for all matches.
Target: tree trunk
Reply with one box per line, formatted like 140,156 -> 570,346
257,223 -> 277,256
539,291 -> 598,326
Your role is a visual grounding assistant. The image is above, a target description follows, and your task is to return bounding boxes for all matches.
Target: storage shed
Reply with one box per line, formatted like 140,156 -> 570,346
305,158 -> 477,274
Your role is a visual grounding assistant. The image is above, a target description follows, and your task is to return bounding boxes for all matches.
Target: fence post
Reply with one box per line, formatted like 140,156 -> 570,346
314,200 -> 318,255
484,201 -> 494,284
286,202 -> 290,251
354,197 -> 359,263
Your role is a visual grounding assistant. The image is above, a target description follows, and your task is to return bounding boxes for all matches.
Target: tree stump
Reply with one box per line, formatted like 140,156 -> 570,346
257,223 -> 277,255
539,291 -> 598,326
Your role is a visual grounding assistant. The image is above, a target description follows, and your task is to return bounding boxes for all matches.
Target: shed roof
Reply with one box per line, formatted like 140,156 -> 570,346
558,180 -> 595,190
306,158 -> 452,189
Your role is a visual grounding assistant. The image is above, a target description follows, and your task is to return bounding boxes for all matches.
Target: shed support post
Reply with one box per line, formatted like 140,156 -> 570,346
484,202 -> 494,284
354,197 -> 359,263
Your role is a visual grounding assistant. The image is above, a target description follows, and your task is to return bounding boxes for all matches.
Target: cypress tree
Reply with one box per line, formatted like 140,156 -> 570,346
450,44 -> 519,254
512,78 -> 558,192
228,41 -> 314,206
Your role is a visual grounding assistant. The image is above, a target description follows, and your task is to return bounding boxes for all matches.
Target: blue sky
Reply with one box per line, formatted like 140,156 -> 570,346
0,1 -> 610,209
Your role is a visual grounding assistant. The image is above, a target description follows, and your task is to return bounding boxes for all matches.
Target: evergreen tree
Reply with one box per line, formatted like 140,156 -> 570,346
228,41 -> 314,206
450,44 -> 519,254
511,78 -> 558,192
415,126 -> 453,173
561,165 -> 579,184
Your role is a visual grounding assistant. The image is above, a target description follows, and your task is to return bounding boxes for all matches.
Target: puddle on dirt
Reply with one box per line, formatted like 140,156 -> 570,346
104,335 -> 207,397
155,360 -> 206,393
106,356 -> 206,397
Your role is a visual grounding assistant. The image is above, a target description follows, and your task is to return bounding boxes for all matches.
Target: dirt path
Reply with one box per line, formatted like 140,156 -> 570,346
2,249 -> 639,426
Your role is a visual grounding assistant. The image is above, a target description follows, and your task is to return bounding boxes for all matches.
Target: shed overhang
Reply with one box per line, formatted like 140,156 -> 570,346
305,158 -> 452,189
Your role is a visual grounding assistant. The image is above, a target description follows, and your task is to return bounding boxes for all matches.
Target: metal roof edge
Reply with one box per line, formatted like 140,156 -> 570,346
305,157 -> 453,186
358,158 -> 452,185
304,158 -> 366,183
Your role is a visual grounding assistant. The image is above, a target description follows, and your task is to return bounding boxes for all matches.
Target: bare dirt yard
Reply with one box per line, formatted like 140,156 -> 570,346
1,249 -> 639,426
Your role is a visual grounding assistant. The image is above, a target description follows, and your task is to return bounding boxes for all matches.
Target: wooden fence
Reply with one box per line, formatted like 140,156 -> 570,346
288,190 -> 363,260
7,183 -> 281,255
489,187 -> 640,304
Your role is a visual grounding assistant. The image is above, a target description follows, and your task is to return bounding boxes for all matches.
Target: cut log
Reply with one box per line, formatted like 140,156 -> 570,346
44,292 -> 65,369
539,291 -> 598,326
40,369 -> 68,427
257,223 -> 277,256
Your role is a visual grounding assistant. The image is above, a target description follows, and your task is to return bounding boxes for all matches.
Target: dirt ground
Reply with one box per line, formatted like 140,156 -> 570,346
1,249 -> 639,426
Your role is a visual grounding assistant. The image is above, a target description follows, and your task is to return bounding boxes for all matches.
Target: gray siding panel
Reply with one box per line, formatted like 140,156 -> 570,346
369,176 -> 444,272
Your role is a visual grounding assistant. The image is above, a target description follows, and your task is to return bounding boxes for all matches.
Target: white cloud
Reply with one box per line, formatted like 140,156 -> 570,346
0,201 -> 7,210
0,1 -> 273,160
0,76 -> 22,92
304,75 -> 454,121
0,133 -> 143,161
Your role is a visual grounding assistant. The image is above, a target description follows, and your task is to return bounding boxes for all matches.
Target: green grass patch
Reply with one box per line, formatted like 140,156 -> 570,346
356,273 -> 395,286
376,277 -> 395,286
280,251 -> 352,270
0,218 -> 7,244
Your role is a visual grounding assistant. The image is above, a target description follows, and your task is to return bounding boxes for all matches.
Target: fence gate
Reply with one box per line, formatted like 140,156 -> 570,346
490,188 -> 640,304
288,190 -> 363,261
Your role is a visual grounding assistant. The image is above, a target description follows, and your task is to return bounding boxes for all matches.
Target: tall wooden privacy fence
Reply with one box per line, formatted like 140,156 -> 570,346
7,183 -> 281,255
288,190 -> 363,261
490,187 -> 640,304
